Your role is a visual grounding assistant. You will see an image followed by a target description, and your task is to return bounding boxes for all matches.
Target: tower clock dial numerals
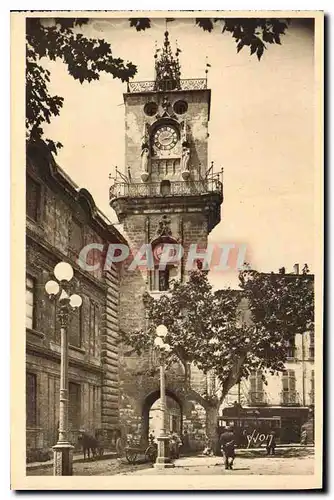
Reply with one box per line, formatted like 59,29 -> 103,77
153,126 -> 178,151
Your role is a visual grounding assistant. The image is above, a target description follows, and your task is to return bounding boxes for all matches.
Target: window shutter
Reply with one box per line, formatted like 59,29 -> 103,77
250,373 -> 256,392
289,370 -> 296,391
282,371 -> 289,391
26,276 -> 35,329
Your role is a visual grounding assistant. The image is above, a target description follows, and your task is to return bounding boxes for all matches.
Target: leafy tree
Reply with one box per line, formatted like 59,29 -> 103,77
26,17 -> 289,153
26,18 -> 136,153
122,267 -> 314,442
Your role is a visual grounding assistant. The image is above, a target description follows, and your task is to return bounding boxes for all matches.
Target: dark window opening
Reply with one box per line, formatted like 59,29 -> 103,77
150,268 -> 170,292
89,301 -> 99,356
69,382 -> 81,430
144,102 -> 158,117
69,307 -> 82,348
287,337 -> 296,358
173,100 -> 188,115
160,180 -> 171,196
26,372 -> 37,427
26,175 -> 41,221
69,218 -> 84,255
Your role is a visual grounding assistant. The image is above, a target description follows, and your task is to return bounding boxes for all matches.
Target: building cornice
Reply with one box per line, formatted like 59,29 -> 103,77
26,341 -> 104,375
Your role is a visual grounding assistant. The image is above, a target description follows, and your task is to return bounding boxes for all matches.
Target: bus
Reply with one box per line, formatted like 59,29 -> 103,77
217,415 -> 282,449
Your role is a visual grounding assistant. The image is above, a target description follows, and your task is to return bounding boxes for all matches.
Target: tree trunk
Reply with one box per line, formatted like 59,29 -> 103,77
206,404 -> 220,455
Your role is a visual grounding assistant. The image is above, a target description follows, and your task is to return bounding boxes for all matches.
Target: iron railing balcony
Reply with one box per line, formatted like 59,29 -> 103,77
280,390 -> 301,406
247,391 -> 268,406
126,78 -> 207,93
109,178 -> 223,202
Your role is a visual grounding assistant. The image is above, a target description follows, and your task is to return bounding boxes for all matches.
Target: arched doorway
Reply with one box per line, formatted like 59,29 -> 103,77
142,389 -> 183,444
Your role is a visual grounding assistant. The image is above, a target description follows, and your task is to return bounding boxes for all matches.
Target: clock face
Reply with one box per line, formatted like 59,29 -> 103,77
153,126 -> 178,151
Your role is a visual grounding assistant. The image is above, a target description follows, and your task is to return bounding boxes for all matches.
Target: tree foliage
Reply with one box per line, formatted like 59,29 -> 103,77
122,267 -> 314,404
26,18 -> 137,153
131,17 -> 289,61
26,17 -> 289,154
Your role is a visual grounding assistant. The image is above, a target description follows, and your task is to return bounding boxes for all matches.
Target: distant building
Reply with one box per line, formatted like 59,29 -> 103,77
221,266 -> 314,444
26,142 -> 125,461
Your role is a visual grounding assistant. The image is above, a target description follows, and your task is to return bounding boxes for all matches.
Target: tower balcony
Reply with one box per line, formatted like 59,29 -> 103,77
109,178 -> 223,202
126,78 -> 207,94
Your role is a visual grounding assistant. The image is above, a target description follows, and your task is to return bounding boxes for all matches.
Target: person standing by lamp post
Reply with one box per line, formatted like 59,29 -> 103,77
45,262 -> 82,476
153,324 -> 174,469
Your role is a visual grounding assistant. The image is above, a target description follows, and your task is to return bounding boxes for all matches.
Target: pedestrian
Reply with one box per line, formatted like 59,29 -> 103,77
203,433 -> 212,456
219,426 -> 236,470
170,431 -> 182,459
266,430 -> 276,455
149,431 -> 155,445
181,429 -> 190,455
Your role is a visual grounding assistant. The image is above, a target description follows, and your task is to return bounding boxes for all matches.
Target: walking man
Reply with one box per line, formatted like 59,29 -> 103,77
219,426 -> 236,470
266,430 -> 276,455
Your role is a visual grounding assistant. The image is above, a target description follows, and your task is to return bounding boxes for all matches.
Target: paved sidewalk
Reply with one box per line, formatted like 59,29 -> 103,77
26,446 -> 314,476
26,451 -> 117,471
119,453 -> 314,476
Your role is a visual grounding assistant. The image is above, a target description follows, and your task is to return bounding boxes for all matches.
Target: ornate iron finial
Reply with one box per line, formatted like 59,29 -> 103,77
154,29 -> 181,91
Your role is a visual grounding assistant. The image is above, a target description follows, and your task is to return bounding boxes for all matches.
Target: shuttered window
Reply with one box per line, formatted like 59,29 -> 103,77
249,371 -> 264,403
309,331 -> 314,359
310,370 -> 315,404
26,372 -> 37,427
26,276 -> 35,329
282,370 -> 296,403
287,337 -> 296,358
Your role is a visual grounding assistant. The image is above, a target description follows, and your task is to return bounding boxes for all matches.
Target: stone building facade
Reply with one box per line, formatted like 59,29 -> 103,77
110,31 -> 223,447
25,142 -> 125,461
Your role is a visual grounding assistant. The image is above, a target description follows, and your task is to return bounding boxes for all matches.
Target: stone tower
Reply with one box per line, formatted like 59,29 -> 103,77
109,30 -> 223,443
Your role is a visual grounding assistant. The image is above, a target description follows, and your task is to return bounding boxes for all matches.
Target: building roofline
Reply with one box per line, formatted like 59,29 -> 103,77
26,140 -> 128,246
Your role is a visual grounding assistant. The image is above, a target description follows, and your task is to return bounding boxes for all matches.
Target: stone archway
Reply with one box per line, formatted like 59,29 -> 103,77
141,389 -> 184,445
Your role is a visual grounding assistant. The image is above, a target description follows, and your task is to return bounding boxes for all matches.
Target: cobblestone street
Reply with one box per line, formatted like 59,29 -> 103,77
27,448 -> 314,476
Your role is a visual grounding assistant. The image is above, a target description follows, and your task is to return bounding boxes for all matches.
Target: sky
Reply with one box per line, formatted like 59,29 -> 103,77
42,17 -> 315,289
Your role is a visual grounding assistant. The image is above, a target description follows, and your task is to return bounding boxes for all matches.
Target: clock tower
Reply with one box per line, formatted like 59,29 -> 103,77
110,30 -> 223,314
109,32 -> 223,438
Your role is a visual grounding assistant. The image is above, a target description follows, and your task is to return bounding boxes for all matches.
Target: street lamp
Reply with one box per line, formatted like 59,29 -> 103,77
45,261 -> 82,476
153,324 -> 174,469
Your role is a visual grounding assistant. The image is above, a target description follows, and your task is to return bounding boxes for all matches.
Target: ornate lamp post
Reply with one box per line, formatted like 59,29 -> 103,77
45,262 -> 82,476
153,324 -> 174,469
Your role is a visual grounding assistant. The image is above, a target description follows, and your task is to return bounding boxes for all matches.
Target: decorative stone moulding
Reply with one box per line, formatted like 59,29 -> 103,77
181,169 -> 190,181
141,171 -> 150,182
